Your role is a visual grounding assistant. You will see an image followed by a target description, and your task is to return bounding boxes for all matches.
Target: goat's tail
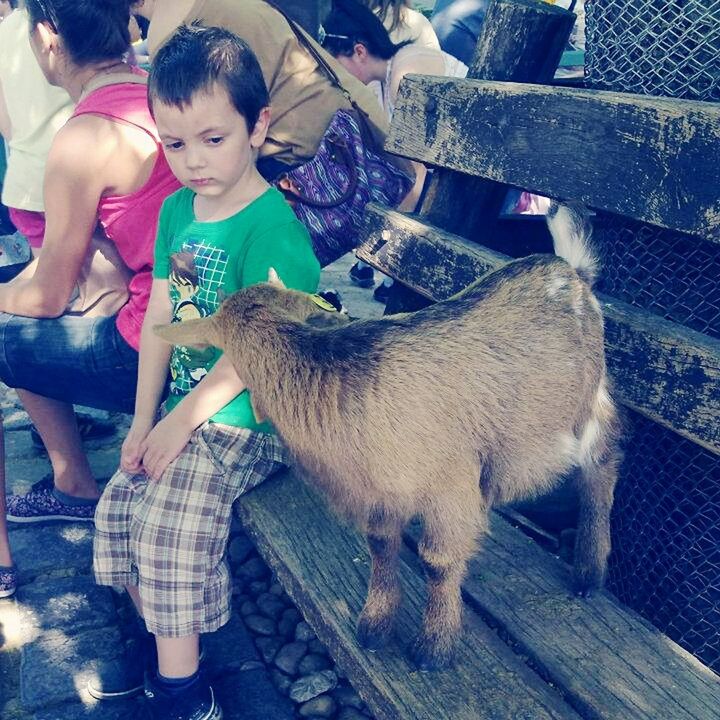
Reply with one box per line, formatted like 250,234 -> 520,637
546,203 -> 598,287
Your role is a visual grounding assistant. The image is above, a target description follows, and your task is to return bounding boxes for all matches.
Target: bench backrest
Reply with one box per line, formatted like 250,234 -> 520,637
357,79 -> 720,456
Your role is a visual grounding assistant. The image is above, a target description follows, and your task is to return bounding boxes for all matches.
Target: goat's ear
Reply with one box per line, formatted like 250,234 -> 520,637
267,267 -> 286,289
153,316 -> 222,349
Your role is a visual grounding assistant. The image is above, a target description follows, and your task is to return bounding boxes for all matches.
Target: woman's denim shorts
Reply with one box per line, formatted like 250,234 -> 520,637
0,313 -> 138,413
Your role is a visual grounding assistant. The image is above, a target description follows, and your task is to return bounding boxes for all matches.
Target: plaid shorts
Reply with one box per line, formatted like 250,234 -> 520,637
94,422 -> 287,637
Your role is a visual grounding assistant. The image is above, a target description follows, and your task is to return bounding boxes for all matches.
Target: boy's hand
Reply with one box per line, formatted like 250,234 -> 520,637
141,413 -> 194,482
121,417 -> 155,474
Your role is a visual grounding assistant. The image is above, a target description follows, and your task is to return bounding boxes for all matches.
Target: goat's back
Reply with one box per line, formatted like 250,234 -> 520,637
300,254 -> 608,515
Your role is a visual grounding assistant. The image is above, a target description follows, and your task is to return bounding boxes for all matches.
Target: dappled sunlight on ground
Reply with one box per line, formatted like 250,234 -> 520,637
0,598 -> 40,650
58,525 -> 94,545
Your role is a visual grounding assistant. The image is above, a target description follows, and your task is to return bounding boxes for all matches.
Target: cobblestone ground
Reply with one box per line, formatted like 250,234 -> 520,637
0,254 -> 384,720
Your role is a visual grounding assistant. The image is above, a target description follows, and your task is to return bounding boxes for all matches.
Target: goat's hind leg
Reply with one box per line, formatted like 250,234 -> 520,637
573,408 -> 622,597
356,508 -> 404,651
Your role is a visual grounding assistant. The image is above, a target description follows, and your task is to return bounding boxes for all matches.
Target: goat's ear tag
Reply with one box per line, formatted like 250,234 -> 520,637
310,294 -> 338,312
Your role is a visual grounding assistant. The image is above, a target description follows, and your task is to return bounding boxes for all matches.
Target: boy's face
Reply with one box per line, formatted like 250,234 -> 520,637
154,83 -> 269,205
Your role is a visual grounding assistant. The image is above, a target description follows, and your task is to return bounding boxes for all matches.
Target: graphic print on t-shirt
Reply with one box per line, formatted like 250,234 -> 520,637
168,239 -> 229,397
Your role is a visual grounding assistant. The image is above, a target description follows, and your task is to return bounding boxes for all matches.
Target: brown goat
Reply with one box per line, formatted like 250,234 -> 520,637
155,205 -> 621,670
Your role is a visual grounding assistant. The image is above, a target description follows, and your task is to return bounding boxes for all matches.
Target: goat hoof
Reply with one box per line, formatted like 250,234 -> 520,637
356,615 -> 393,651
572,566 -> 603,598
409,637 -> 455,671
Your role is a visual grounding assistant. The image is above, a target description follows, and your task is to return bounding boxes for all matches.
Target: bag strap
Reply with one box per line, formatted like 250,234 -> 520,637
263,1 -> 377,146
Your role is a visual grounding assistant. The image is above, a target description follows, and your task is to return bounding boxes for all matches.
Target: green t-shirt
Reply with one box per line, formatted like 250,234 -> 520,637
153,186 -> 320,430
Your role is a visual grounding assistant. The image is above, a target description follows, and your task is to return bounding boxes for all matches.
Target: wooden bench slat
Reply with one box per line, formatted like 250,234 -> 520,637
356,204 -> 720,455
387,78 -> 720,242
236,471 -> 582,720
405,515 -> 720,720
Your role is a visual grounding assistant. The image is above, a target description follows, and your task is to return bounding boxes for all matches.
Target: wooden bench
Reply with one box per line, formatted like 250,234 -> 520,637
237,469 -> 719,720
234,2 -> 720,718
235,66 -> 720,720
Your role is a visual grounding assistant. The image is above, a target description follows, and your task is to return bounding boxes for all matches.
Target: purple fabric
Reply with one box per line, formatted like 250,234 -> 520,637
6,476 -> 97,523
277,110 -> 413,267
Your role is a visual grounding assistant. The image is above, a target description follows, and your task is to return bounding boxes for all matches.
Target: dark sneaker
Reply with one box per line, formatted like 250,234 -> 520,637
143,672 -> 222,720
0,566 -> 17,599
87,630 -> 157,700
373,281 -> 393,304
88,632 -> 206,701
6,476 -> 97,523
30,413 -> 116,451
348,261 -> 375,288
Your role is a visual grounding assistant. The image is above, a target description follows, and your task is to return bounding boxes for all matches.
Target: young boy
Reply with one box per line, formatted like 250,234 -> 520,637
92,26 -> 320,720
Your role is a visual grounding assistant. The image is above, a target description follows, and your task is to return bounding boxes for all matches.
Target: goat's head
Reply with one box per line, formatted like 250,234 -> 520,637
154,268 -> 348,350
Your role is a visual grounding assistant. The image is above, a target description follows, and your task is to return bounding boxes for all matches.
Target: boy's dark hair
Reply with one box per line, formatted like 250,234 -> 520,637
25,0 -> 131,65
149,25 -> 269,132
322,0 -> 408,60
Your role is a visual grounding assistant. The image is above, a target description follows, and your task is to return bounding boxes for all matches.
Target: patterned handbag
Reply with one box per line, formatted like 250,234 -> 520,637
275,109 -> 412,266
266,2 -> 413,266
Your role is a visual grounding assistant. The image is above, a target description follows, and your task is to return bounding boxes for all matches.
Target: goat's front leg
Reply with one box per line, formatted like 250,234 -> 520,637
356,508 -> 404,651
411,495 -> 484,670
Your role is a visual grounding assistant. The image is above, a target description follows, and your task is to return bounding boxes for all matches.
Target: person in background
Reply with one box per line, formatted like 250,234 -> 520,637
91,26 -> 320,718
0,0 -> 125,451
430,0 -> 490,66
358,0 -> 439,48
0,0 -> 180,599
136,0 -> 389,190
431,0 -> 585,72
340,0 -> 441,295
324,0 -> 467,302
134,0 -> 412,278
0,0 -> 73,269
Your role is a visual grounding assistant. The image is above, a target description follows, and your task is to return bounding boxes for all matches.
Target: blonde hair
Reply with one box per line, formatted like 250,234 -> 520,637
357,0 -> 410,32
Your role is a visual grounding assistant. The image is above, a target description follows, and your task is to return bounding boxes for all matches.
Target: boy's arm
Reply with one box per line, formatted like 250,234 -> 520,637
141,214 -> 319,481
120,278 -> 173,473
140,354 -> 246,481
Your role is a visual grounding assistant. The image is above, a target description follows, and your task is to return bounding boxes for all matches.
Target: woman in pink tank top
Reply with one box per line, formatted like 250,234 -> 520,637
0,0 -> 180,597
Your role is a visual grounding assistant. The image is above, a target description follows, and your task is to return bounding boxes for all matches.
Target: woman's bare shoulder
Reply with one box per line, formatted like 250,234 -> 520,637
49,114 -> 119,169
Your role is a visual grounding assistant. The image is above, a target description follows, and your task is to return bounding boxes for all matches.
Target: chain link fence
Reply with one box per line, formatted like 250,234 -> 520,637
586,0 -> 720,100
594,216 -> 720,339
609,410 -> 720,673
584,0 -> 720,675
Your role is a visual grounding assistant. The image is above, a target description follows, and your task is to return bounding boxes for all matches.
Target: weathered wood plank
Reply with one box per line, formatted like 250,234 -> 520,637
356,204 -> 720,454
388,79 -> 720,242
236,470 -> 581,720
405,515 -> 720,720
418,0 -> 575,237
468,0 -> 574,81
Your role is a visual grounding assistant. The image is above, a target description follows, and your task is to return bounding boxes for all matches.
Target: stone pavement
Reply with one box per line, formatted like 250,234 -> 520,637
0,253 -> 384,720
